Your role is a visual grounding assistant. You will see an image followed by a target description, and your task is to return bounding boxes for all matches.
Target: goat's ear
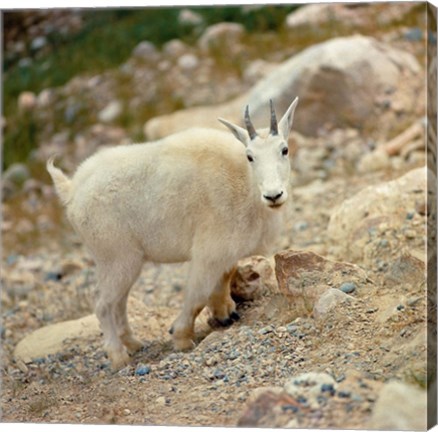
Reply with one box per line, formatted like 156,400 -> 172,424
218,118 -> 248,146
278,97 -> 299,139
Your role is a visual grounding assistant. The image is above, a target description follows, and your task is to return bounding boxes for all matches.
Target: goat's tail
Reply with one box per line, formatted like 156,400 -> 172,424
46,156 -> 72,206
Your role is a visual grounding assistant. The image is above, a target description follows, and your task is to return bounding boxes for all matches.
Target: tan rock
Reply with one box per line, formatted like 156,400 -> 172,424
327,167 -> 428,265
13,297 -> 177,364
14,314 -> 101,363
231,256 -> 277,301
370,381 -> 427,430
144,35 -> 422,142
18,91 -> 37,111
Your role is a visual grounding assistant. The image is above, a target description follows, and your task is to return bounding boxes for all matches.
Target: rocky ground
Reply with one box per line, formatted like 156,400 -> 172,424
1,3 -> 435,430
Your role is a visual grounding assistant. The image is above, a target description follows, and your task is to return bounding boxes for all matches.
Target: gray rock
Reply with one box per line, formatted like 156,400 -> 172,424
285,372 -> 337,409
37,88 -> 54,108
3,163 -> 31,186
162,39 -> 189,58
313,288 -> 354,320
339,282 -> 356,294
132,41 -> 158,60
178,9 -> 203,26
198,22 -> 245,52
177,53 -> 199,71
18,58 -> 32,68
31,36 -> 47,51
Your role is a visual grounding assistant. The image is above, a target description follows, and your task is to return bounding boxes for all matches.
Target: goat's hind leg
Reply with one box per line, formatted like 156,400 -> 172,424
94,254 -> 143,369
115,292 -> 144,353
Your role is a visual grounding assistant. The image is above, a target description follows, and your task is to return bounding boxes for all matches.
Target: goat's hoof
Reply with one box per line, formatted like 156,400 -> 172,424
168,326 -> 174,335
173,338 -> 195,351
214,317 -> 234,327
124,337 -> 143,353
230,311 -> 240,321
109,350 -> 131,371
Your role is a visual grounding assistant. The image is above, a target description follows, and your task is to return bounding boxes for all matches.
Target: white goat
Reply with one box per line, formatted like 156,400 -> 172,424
47,97 -> 299,369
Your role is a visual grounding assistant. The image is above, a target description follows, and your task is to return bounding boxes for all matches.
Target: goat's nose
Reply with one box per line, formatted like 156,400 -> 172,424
263,191 -> 283,203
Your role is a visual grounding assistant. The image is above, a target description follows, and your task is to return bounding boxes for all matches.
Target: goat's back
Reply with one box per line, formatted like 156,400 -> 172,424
66,128 -> 267,263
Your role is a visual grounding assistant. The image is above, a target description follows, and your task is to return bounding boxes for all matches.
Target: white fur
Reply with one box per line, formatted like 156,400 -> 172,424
47,98 -> 298,369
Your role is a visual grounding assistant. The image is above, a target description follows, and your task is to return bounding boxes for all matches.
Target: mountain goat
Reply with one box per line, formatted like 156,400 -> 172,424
47,97 -> 299,369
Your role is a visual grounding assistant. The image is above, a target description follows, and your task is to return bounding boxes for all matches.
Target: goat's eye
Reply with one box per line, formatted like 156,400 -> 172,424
247,154 -> 254,163
282,147 -> 289,156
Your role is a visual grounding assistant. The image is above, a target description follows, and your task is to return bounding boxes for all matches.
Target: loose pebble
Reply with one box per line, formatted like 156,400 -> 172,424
135,363 -> 151,376
339,282 -> 356,294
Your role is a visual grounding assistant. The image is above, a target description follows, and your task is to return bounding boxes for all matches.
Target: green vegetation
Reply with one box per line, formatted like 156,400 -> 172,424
3,5 -> 297,168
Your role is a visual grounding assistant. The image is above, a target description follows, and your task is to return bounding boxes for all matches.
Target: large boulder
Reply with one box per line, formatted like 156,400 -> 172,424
246,35 -> 422,138
370,381 -> 427,430
144,36 -> 422,141
327,167 -> 429,268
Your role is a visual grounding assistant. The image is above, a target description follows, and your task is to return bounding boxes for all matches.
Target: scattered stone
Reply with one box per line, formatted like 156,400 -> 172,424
313,288 -> 354,320
178,9 -> 203,27
404,27 -> 423,42
238,389 -> 304,427
177,53 -> 199,71
357,149 -> 390,173
3,163 -> 31,186
15,218 -> 35,235
404,229 -> 416,239
132,41 -> 158,60
258,325 -> 274,335
135,363 -> 151,376
284,372 -> 337,409
37,88 -> 55,108
384,252 -> 425,288
31,36 -> 47,51
98,100 -> 123,123
198,22 -> 245,52
18,91 -> 37,111
156,396 -> 167,406
339,282 -> 356,294
162,39 -> 189,58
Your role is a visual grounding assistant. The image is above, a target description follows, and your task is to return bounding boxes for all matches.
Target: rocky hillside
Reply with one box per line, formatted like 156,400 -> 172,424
1,3 -> 435,429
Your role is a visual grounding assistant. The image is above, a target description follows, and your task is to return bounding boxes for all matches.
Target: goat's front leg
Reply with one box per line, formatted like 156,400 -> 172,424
207,267 -> 240,326
170,259 -> 225,351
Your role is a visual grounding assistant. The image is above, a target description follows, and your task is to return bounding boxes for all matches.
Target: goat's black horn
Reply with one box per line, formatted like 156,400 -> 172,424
269,99 -> 278,135
244,105 -> 257,140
